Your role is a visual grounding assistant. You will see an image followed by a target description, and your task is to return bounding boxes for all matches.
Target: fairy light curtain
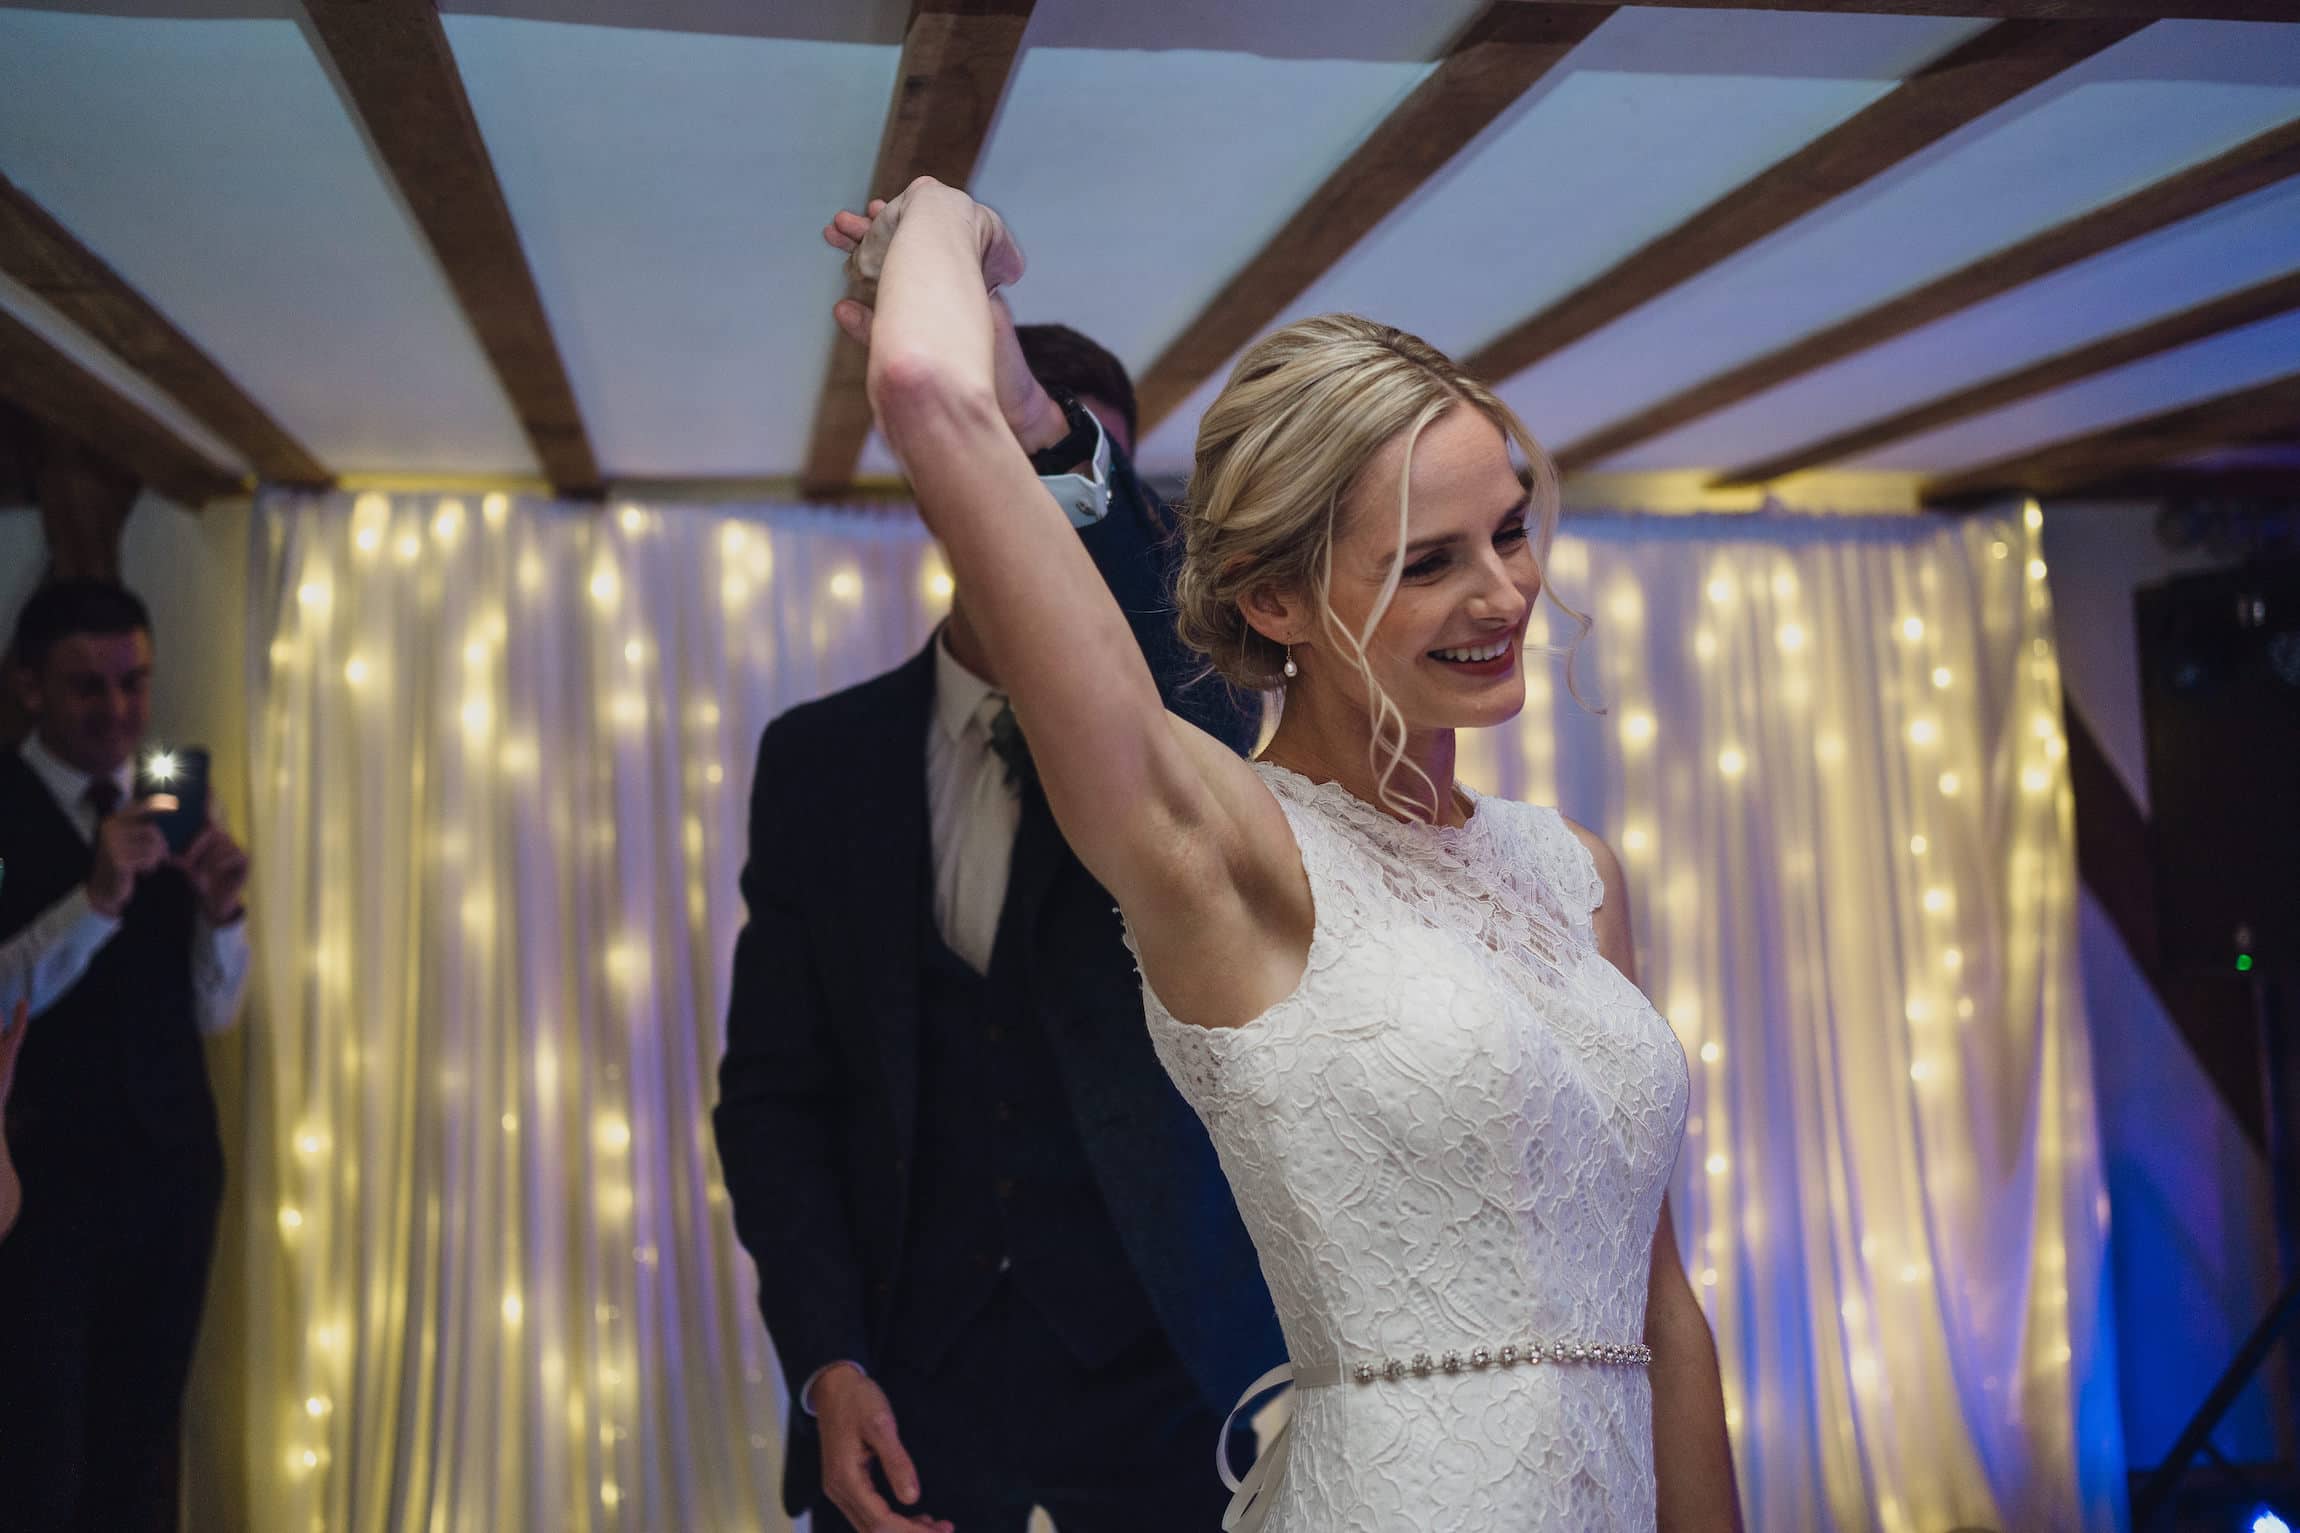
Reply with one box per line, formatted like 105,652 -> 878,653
232,490 -> 2115,1532
1462,504 -> 2121,1533
240,489 -> 950,1532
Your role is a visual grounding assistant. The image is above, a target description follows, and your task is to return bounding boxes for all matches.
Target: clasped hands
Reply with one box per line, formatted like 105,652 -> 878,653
821,177 -> 1072,458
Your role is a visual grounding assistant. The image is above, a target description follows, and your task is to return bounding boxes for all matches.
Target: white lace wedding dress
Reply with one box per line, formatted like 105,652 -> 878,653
1137,763 -> 1690,1530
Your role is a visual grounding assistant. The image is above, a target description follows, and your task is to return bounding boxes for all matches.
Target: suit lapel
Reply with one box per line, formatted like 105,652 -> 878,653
840,644 -> 936,1125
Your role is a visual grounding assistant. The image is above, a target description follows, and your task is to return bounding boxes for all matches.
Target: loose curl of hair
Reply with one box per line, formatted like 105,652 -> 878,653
1172,314 -> 1591,821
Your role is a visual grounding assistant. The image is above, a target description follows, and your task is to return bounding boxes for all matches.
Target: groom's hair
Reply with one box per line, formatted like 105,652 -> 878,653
1016,324 -> 1137,445
11,578 -> 153,672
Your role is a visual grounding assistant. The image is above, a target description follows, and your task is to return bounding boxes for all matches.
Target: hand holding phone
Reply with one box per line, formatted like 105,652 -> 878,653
86,796 -> 175,919
133,747 -> 211,855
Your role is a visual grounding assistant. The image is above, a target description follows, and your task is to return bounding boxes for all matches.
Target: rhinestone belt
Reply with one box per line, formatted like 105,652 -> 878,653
1219,1339 -> 1654,1531
1292,1337 -> 1654,1389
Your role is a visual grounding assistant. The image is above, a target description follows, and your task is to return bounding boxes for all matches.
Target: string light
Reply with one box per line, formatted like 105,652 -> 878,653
1907,718 -> 1938,748
1932,667 -> 1952,689
1776,622 -> 1806,653
1622,711 -> 1657,747
1900,616 -> 1925,642
1717,746 -> 1747,779
1908,834 -> 1929,856
618,505 -> 646,534
1706,1153 -> 1729,1177
483,492 -> 509,528
502,1292 -> 524,1326
828,569 -> 864,604
432,500 -> 465,544
589,565 -> 621,608
1937,771 -> 1962,796
394,530 -> 422,564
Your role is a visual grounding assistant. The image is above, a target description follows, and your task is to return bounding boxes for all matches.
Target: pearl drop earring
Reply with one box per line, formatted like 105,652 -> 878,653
1283,648 -> 1299,680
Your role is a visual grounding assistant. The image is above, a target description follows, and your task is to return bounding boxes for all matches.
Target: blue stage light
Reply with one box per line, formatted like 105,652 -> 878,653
2252,1509 -> 2292,1533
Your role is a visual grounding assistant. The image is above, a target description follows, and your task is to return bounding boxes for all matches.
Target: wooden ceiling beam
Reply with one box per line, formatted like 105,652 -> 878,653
0,305 -> 245,507
1514,1 -> 2291,18
1714,266 -> 2300,487
0,169 -> 328,487
1466,19 -> 2143,412
305,0 -> 601,496
1129,2 -> 1612,437
800,0 -> 1038,497
1922,371 -> 2300,504
1557,117 -> 2300,472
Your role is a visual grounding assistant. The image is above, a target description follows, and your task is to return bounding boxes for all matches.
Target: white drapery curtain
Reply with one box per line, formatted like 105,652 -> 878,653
1473,507 -> 2121,1533
240,490 -> 950,1533
231,491 -> 2115,1532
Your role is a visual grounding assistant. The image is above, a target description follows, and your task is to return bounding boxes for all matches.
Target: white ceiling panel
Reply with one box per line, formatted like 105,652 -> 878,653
978,34 -> 1460,368
858,0 -> 1487,478
1499,20 -> 2300,457
1844,307 -> 2300,474
0,5 -> 537,474
1131,6 -> 1988,473
445,15 -> 897,478
1610,176 -> 2300,473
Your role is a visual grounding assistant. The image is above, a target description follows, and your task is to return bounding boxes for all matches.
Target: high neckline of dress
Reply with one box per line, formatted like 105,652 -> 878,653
1251,758 -> 1488,843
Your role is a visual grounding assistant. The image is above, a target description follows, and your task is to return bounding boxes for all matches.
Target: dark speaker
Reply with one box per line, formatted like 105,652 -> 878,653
2136,558 -> 2300,979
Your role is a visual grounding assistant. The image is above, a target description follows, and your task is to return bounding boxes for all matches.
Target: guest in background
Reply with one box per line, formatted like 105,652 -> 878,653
0,579 -> 252,1533
714,308 -> 1284,1532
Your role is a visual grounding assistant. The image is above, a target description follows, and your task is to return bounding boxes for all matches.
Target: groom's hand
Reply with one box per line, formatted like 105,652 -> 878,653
814,1365 -> 952,1533
821,188 -> 1068,457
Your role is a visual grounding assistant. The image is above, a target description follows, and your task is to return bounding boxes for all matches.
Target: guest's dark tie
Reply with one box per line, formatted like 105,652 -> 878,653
987,701 -> 1035,791
86,778 -> 122,822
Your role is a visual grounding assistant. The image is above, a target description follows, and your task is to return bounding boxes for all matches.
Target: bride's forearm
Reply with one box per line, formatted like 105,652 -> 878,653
1650,1265 -> 1743,1533
864,184 -> 1006,450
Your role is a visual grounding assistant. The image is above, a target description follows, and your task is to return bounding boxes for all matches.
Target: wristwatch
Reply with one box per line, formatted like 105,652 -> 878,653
1029,387 -> 1112,529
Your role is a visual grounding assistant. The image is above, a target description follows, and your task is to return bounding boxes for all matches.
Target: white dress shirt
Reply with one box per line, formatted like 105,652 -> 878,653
925,629 -> 1024,976
0,734 -> 249,1034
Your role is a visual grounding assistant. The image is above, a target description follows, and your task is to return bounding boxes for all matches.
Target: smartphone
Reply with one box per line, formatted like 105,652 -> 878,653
133,746 -> 212,854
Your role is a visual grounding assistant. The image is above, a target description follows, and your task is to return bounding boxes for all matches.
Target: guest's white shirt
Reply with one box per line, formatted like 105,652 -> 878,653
925,628 -> 1023,977
0,734 -> 250,1033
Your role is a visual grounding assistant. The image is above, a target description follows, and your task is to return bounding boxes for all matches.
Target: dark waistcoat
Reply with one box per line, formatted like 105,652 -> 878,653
0,753 -> 221,1184
883,853 -> 1158,1376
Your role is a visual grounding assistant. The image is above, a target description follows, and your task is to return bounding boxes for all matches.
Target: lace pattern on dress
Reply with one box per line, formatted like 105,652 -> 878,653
1126,762 -> 1688,1529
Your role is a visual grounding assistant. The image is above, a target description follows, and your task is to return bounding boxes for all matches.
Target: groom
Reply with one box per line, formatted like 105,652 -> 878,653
715,322 -> 1283,1532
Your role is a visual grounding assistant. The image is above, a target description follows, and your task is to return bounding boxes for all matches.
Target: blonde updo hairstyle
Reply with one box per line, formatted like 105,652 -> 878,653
1173,314 -> 1588,820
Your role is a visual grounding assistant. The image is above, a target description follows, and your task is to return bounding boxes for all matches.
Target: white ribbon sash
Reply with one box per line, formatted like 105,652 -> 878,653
1217,1361 -> 1339,1533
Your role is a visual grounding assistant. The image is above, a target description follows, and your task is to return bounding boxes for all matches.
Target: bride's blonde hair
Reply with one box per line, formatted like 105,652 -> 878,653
1173,314 -> 1588,821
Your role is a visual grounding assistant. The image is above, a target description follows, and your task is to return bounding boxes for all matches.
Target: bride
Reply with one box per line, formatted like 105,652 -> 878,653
830,179 -> 1741,1531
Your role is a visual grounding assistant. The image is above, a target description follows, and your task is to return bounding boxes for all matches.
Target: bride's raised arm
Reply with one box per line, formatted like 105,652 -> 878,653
853,178 -> 1305,1024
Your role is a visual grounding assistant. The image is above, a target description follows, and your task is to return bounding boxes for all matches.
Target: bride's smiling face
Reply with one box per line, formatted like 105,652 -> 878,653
1307,404 -> 1540,733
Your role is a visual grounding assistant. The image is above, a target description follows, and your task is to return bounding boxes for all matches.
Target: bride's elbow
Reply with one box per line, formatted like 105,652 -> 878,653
868,350 -> 993,439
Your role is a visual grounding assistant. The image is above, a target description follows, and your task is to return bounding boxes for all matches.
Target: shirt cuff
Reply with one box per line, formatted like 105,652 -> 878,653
799,1359 -> 867,1417
193,916 -> 253,1036
1038,411 -> 1111,529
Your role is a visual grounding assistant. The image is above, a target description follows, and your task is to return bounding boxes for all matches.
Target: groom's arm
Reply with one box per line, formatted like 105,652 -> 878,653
714,717 -> 873,1403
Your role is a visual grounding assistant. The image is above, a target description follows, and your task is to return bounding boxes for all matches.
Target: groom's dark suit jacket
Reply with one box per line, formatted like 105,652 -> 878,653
714,454 -> 1284,1514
